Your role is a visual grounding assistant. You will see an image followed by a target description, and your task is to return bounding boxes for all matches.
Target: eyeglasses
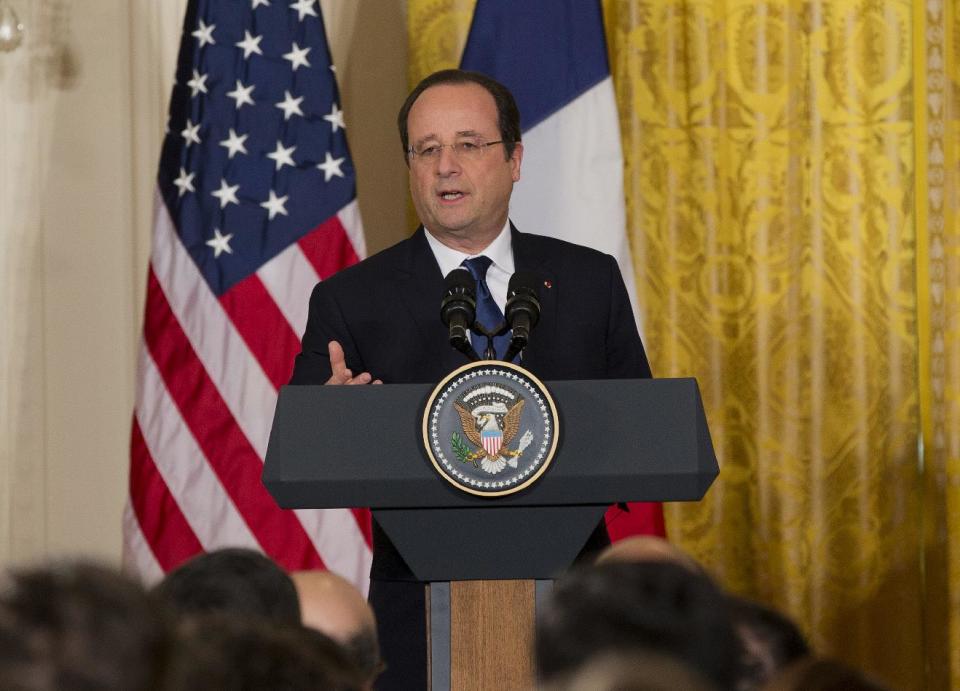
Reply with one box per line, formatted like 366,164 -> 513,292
407,139 -> 507,162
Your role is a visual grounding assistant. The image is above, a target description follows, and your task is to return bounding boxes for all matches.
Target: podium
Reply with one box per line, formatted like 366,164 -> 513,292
263,377 -> 718,689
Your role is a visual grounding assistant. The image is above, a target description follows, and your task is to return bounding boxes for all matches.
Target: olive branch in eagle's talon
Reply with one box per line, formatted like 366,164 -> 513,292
451,432 -> 481,467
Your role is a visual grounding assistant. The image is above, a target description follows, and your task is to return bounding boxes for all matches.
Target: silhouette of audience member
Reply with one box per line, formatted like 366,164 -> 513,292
153,548 -> 300,626
291,571 -> 383,685
163,614 -> 365,691
762,656 -> 890,691
544,652 -> 720,691
595,535 -> 704,574
728,596 -> 809,690
0,561 -> 170,691
536,561 -> 744,690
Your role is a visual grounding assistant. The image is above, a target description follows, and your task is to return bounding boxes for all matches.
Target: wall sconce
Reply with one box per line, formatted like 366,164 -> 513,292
0,0 -> 24,53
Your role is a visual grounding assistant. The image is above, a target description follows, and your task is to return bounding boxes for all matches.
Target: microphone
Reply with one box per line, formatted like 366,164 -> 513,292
441,267 -> 480,361
503,271 -> 541,362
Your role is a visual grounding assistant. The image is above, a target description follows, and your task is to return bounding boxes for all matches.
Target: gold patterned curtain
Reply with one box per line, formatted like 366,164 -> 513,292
918,0 -> 960,688
407,1 -> 959,688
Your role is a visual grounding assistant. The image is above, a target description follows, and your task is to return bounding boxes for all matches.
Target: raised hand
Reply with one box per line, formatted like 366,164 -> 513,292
325,340 -> 382,385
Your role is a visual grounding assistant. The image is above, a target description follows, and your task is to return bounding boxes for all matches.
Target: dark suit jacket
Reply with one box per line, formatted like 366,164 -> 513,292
289,225 -> 652,578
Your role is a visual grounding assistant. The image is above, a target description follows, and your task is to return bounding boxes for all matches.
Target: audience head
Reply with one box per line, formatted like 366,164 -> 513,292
163,614 -> 365,691
0,561 -> 170,691
536,560 -> 744,689
728,596 -> 809,689
596,535 -> 705,574
291,570 -> 382,683
153,548 -> 300,626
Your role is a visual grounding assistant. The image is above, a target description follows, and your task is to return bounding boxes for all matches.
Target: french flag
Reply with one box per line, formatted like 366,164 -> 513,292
461,0 -> 665,539
461,0 -> 637,319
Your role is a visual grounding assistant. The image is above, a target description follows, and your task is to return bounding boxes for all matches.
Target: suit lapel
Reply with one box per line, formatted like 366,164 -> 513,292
389,225 -> 560,376
511,226 -> 559,370
392,227 -> 464,376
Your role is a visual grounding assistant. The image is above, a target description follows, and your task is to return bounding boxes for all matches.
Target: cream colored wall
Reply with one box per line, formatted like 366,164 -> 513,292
0,0 -> 409,568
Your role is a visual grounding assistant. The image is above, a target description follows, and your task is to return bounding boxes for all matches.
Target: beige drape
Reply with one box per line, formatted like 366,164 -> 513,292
0,1 -> 61,564
0,0 -> 155,566
0,0 -> 406,569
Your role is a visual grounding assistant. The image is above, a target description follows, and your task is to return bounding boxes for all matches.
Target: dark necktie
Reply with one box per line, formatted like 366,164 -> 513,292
461,256 -> 510,360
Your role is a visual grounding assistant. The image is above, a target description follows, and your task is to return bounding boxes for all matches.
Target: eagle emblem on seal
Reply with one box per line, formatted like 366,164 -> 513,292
451,385 -> 534,474
423,362 -> 558,495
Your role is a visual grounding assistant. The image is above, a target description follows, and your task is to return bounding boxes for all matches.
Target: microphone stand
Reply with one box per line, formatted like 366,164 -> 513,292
471,321 -> 516,361
501,337 -> 524,364
452,337 -> 482,362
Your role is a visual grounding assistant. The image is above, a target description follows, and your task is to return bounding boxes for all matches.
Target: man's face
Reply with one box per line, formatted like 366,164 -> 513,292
405,83 -> 522,251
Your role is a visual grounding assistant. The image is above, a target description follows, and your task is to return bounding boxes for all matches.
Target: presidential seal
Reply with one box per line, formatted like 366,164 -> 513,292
422,361 -> 559,497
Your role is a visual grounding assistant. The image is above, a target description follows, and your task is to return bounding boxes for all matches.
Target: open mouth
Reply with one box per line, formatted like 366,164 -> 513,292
438,190 -> 465,202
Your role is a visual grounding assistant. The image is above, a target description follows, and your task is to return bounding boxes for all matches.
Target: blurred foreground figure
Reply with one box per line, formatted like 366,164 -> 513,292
163,614 -> 365,691
153,548 -> 300,625
728,596 -> 809,690
536,561 -> 744,689
594,536 -> 814,691
544,652 -> 719,691
595,535 -> 704,573
292,571 -> 382,685
0,562 -> 169,691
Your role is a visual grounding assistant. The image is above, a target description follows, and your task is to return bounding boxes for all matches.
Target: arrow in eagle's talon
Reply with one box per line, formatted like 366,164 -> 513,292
518,430 -> 533,453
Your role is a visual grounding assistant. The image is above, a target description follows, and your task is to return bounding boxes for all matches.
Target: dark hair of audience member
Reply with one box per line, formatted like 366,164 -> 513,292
292,569 -> 383,683
0,561 -> 170,691
341,627 -> 383,683
728,596 -> 809,689
762,656 -> 891,691
163,614 -> 365,691
152,548 -> 300,626
536,561 -> 745,689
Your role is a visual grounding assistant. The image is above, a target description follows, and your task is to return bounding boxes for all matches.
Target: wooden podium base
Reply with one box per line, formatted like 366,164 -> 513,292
427,579 -> 549,691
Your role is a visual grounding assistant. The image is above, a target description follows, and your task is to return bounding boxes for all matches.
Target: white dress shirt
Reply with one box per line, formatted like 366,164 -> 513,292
423,220 -> 515,314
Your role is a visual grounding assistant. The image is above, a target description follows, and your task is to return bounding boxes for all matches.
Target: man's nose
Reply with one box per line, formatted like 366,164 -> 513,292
436,145 -> 462,175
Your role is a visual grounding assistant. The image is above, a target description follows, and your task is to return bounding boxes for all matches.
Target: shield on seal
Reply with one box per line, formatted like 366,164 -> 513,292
481,428 -> 503,457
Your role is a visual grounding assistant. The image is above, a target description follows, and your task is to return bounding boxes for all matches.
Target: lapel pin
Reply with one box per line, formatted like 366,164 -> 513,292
544,280 -> 552,289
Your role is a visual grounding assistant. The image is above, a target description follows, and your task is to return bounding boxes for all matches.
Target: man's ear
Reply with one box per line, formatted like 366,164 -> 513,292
510,142 -> 524,182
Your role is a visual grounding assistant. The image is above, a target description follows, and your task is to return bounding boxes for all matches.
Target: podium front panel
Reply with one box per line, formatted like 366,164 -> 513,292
263,377 -> 718,510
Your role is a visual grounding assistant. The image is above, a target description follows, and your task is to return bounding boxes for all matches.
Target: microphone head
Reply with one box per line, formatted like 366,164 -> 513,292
444,266 -> 476,294
506,270 -> 541,327
441,267 -> 476,327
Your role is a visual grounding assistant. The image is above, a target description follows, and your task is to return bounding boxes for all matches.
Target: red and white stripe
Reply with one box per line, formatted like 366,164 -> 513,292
124,191 -> 372,593
482,434 -> 503,458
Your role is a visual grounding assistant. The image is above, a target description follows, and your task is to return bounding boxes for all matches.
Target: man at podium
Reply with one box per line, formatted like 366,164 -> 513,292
289,69 -> 652,690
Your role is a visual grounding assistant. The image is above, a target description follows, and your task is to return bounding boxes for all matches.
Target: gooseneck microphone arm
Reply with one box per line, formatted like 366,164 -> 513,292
502,271 -> 541,363
440,267 -> 481,362
471,321 -> 509,361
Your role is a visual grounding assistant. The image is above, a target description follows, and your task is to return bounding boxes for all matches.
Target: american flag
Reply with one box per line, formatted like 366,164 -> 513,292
123,0 -> 373,591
